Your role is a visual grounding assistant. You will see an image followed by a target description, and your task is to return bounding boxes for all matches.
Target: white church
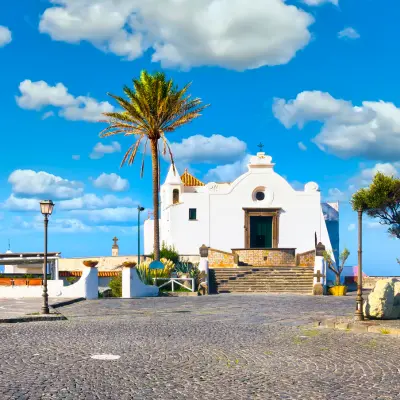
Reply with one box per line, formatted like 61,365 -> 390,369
144,151 -> 339,275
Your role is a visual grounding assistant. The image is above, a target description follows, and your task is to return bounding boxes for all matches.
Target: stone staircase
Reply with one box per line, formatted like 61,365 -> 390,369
210,267 -> 314,294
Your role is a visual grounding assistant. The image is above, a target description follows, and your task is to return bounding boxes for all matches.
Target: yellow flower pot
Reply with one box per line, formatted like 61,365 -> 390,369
328,286 -> 347,296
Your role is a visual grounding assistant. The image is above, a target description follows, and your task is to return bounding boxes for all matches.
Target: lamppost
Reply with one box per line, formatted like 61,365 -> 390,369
137,205 -> 145,265
355,208 -> 364,321
40,200 -> 54,315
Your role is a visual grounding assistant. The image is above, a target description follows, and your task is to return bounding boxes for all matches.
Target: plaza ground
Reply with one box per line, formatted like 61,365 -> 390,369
0,294 -> 399,399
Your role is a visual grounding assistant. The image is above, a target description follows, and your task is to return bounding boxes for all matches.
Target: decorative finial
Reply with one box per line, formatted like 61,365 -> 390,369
112,237 -> 119,247
257,142 -> 264,152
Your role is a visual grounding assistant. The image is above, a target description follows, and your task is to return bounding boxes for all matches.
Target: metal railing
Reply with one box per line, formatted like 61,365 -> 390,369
152,277 -> 195,292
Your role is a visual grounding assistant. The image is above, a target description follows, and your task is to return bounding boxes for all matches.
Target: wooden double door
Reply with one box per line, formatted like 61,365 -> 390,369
243,208 -> 280,249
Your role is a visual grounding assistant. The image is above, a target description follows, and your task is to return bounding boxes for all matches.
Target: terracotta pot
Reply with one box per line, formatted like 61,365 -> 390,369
27,279 -> 42,286
13,278 -> 27,286
0,278 -> 12,286
122,261 -> 137,268
328,285 -> 347,296
83,260 -> 99,268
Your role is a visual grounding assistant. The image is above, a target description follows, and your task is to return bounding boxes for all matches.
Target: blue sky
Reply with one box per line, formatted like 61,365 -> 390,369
0,0 -> 399,275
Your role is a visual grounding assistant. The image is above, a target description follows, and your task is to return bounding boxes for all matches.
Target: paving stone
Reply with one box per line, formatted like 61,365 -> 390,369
0,294 -> 399,399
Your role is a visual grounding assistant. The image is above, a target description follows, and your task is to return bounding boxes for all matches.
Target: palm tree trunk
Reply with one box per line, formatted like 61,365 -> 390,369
150,139 -> 160,260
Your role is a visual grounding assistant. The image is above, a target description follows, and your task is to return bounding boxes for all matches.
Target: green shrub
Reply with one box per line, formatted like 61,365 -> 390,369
150,242 -> 179,264
109,273 -> 122,297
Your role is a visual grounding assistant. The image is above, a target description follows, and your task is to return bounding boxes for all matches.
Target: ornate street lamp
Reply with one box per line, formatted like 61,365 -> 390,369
137,205 -> 145,265
355,208 -> 364,321
40,200 -> 54,315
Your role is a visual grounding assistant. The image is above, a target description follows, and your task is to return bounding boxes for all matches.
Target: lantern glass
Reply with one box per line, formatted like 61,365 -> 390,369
40,200 -> 55,216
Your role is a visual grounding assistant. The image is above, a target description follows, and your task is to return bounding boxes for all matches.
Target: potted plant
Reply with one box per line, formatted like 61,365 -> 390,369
83,260 -> 99,268
324,248 -> 350,296
122,261 -> 137,268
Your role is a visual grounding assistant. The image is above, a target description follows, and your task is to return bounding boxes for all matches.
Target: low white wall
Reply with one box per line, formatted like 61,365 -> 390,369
0,267 -> 98,299
122,267 -> 159,298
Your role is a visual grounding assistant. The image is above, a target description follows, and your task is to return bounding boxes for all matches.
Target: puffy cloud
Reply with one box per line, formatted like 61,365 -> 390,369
2,195 -> 39,212
0,26 -> 12,47
69,207 -> 137,224
326,162 -> 400,202
8,170 -> 84,200
59,194 -> 135,210
170,135 -> 247,165
338,27 -> 360,40
90,142 -> 121,159
39,0 -> 314,70
16,80 -> 113,122
302,0 -> 338,5
204,154 -> 252,182
91,173 -> 129,192
273,91 -> 400,160
348,223 -> 356,231
298,142 -> 307,151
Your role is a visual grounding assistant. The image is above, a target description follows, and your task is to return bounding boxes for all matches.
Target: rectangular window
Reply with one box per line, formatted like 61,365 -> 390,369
189,208 -> 197,220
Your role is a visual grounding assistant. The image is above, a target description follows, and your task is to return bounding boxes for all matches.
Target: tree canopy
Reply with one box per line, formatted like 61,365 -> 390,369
351,172 -> 400,238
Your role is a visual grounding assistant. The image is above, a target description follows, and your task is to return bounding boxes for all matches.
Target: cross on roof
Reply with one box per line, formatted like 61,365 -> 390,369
257,142 -> 264,151
113,237 -> 119,246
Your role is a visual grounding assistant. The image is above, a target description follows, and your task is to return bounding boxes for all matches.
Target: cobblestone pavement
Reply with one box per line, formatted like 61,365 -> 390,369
1,294 -> 399,400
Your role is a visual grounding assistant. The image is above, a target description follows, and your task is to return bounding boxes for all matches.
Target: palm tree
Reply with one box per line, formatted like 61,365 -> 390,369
99,70 -> 209,260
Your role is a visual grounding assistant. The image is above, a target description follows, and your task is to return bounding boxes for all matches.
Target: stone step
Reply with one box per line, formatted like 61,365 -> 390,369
218,289 -> 312,293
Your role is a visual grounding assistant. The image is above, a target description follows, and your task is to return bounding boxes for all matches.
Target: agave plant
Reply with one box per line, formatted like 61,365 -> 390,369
136,258 -> 175,285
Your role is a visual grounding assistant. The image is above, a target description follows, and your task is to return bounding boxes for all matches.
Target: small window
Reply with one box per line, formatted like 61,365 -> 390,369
189,208 -> 197,220
173,189 -> 180,204
255,191 -> 265,201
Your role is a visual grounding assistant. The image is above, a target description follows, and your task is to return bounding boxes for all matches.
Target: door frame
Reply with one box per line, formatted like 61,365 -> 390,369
243,208 -> 281,248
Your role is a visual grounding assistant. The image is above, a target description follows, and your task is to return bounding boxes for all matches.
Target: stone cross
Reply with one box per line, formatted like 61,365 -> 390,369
257,142 -> 264,152
113,237 -> 119,246
313,270 -> 325,283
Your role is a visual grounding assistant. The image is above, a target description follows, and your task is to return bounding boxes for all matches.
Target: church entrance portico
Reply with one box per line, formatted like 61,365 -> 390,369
243,208 -> 280,249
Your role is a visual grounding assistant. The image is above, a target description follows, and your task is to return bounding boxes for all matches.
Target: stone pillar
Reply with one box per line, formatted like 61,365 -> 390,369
199,244 -> 209,295
84,266 -> 99,300
313,242 -> 326,295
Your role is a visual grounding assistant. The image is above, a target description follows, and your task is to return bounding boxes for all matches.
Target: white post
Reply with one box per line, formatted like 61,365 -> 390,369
122,267 -> 133,298
54,258 -> 59,281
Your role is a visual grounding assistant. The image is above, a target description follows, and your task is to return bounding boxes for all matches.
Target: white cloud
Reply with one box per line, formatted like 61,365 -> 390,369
170,135 -> 247,164
8,170 -> 84,200
0,26 -> 12,47
273,91 -> 400,160
91,173 -> 129,192
39,0 -> 314,70
16,80 -> 113,122
302,0 -> 338,5
72,155 -> 80,160
59,194 -> 135,210
338,27 -> 360,40
42,111 -> 55,120
2,195 -> 39,212
326,162 -> 400,202
90,142 -> 121,159
69,207 -> 137,224
204,154 -> 252,182
298,141 -> 307,151
13,215 -> 92,233
348,223 -> 356,231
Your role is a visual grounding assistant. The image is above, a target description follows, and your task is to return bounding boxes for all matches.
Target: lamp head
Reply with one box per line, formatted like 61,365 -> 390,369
40,200 -> 55,216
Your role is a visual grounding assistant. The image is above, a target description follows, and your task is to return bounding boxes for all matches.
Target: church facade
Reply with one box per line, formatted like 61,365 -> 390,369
144,152 -> 339,271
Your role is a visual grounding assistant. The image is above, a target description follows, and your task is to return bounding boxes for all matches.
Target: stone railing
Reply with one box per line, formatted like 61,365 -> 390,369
232,248 -> 296,267
208,248 -> 237,268
296,250 -> 315,267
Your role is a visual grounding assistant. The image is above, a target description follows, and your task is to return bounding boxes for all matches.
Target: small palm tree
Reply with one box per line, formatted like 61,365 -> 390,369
100,70 -> 209,260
